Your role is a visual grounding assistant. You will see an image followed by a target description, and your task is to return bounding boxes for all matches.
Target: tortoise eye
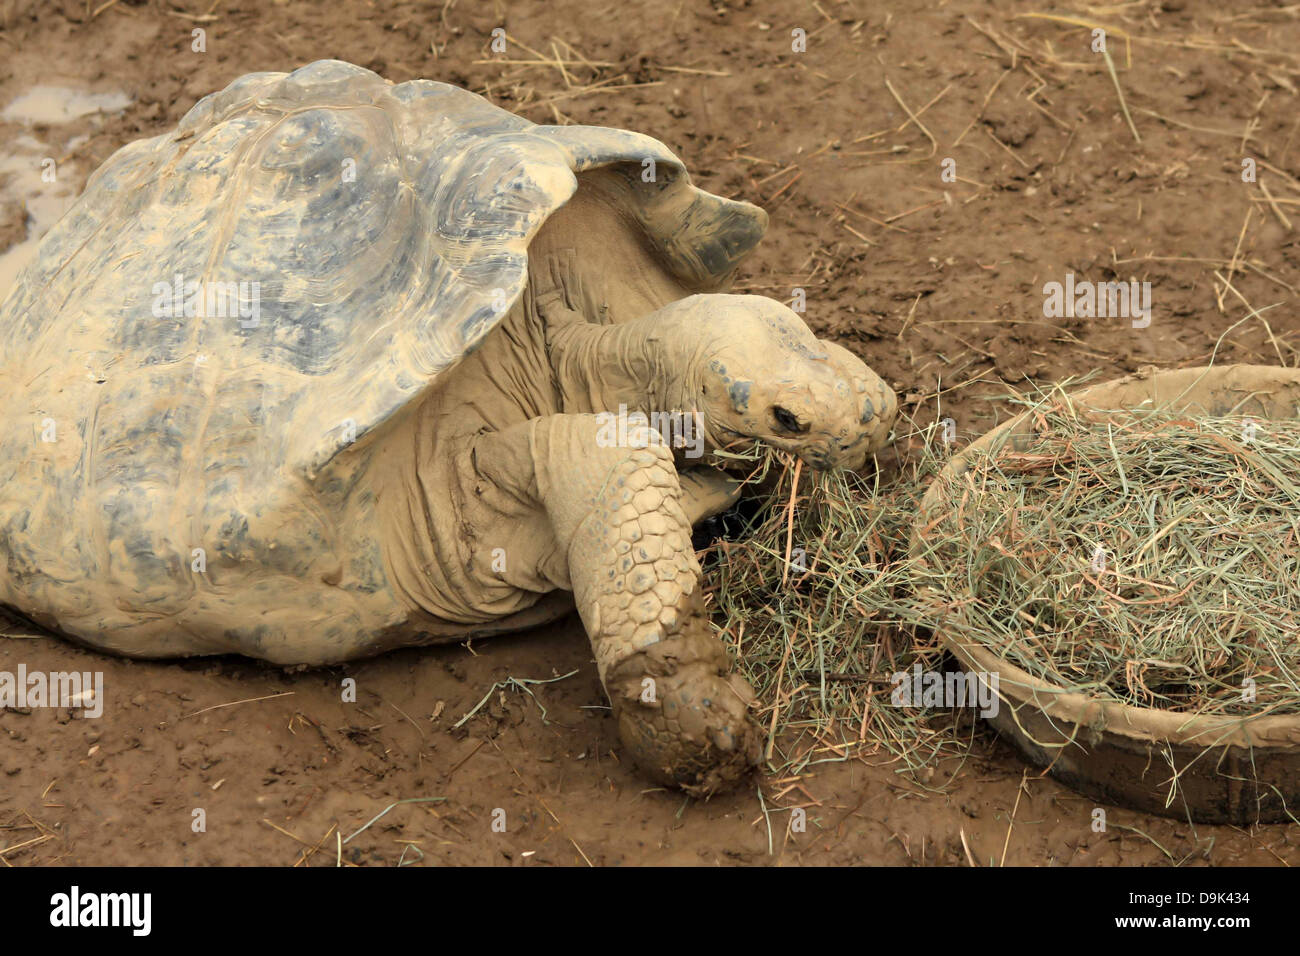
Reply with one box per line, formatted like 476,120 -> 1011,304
772,406 -> 806,433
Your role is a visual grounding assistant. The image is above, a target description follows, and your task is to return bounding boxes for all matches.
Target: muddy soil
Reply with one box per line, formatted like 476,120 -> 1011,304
1,0 -> 1298,866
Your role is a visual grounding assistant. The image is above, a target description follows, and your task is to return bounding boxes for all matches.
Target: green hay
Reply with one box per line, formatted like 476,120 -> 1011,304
705,418 -> 973,780
708,389 -> 1300,785
912,395 -> 1300,717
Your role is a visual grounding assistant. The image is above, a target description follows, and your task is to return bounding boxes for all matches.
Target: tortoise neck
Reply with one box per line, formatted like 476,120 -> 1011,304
547,315 -> 694,417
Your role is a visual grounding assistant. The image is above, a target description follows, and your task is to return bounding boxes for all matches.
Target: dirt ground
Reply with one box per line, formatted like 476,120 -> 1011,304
2,0 -> 1299,866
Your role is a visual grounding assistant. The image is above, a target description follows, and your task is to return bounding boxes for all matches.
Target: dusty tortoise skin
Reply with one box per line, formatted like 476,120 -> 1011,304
0,60 -> 897,793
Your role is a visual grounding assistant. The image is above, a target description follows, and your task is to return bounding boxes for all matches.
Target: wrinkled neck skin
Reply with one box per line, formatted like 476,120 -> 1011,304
546,310 -> 719,459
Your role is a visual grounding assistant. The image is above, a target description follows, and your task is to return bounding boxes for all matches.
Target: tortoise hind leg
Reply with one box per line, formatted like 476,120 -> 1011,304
472,414 -> 760,794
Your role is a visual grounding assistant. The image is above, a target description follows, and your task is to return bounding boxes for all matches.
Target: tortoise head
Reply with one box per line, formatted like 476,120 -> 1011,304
661,295 -> 898,471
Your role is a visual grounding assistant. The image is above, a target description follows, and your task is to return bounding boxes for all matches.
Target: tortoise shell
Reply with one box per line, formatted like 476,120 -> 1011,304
0,60 -> 765,652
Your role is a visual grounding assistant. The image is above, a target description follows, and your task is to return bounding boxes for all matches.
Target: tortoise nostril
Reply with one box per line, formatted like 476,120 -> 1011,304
772,405 -> 806,434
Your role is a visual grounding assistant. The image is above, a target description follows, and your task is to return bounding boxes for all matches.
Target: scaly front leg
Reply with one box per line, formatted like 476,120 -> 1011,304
472,414 -> 760,794
677,468 -> 743,526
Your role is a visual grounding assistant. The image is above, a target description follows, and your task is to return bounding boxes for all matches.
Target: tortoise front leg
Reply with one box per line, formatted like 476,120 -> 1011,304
677,468 -> 742,526
473,415 -> 760,794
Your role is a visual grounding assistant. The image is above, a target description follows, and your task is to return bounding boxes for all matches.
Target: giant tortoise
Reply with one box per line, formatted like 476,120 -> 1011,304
0,60 -> 897,793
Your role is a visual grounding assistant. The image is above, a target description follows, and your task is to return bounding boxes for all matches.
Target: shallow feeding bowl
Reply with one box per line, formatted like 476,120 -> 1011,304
912,365 -> 1300,824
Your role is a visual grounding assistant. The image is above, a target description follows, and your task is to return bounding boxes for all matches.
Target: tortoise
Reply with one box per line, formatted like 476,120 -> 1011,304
0,60 -> 897,793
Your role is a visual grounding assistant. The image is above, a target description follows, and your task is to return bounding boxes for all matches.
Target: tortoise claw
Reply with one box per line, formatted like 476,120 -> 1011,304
608,628 -> 761,795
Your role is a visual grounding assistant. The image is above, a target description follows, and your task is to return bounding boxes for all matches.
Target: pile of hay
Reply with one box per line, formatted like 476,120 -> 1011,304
912,397 -> 1300,717
703,422 -> 973,779
709,392 -> 1300,781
